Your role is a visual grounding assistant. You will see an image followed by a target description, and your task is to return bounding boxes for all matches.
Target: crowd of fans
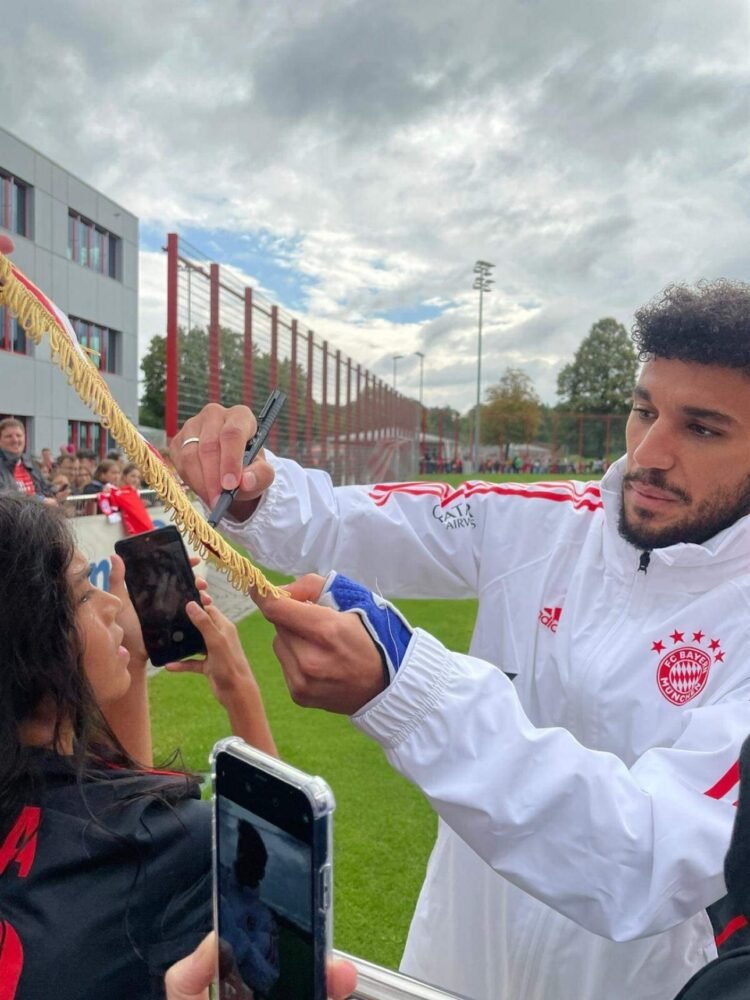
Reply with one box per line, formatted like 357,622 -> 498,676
419,451 -> 610,476
0,415 -> 146,512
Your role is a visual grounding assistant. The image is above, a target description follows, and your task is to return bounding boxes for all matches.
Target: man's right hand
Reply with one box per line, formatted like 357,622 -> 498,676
170,404 -> 276,520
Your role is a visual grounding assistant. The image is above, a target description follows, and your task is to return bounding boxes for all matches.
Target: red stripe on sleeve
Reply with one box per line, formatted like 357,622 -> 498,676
705,760 -> 741,800
715,914 -> 748,948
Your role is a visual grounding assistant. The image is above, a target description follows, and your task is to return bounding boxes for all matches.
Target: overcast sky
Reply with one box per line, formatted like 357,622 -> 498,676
2,0 -> 748,408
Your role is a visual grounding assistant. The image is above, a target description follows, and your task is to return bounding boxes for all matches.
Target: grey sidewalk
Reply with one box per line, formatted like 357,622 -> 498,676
205,564 -> 258,623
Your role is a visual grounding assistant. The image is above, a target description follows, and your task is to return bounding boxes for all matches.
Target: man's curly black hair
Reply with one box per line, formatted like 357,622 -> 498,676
632,279 -> 750,372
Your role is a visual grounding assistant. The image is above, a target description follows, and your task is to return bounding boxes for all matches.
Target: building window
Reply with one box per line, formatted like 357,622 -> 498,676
70,316 -> 121,374
68,419 -> 108,459
0,305 -> 31,355
67,210 -> 120,279
0,169 -> 31,238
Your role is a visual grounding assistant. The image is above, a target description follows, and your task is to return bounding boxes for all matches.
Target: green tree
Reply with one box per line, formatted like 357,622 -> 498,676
139,334 -> 166,427
556,317 -> 638,413
139,326 -> 313,451
422,406 -> 460,438
483,368 -> 541,455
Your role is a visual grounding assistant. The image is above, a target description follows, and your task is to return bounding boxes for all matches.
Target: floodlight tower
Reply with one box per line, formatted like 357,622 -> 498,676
415,350 -> 425,465
473,260 -> 495,469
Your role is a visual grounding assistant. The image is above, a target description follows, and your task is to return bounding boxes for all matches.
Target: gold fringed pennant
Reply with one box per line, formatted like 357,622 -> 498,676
0,250 -> 284,599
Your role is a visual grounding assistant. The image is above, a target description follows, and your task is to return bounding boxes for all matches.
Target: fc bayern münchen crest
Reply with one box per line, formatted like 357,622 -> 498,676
651,629 -> 724,706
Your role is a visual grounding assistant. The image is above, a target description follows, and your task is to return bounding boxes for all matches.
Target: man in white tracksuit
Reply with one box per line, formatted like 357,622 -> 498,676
173,281 -> 750,1000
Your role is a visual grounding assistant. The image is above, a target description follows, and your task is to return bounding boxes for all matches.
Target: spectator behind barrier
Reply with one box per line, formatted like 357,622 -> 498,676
123,463 -> 143,489
0,418 -> 53,498
82,458 -> 122,494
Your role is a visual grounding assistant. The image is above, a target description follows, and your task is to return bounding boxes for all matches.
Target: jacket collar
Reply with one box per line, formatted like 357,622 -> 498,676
600,456 -> 750,585
0,447 -> 27,468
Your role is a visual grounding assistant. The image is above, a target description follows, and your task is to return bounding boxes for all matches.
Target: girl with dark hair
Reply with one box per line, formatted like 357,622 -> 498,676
0,493 -> 275,1000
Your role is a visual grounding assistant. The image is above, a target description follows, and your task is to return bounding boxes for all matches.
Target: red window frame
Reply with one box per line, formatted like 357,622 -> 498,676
70,316 -> 120,374
0,306 -> 29,355
67,211 -> 120,279
68,420 -> 106,460
1,171 -> 29,237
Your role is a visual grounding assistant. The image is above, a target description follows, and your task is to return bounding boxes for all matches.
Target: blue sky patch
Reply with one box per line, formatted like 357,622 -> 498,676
140,224 -> 317,312
374,302 -> 448,324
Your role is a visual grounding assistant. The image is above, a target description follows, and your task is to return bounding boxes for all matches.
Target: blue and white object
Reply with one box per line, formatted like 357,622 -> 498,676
318,571 -> 413,684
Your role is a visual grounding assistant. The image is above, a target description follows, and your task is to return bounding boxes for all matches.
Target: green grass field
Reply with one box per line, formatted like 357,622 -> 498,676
416,470 -> 592,487
150,578 -> 477,969
149,470 -> 595,968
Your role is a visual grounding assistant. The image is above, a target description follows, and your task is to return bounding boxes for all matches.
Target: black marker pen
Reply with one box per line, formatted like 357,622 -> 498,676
206,389 -> 287,527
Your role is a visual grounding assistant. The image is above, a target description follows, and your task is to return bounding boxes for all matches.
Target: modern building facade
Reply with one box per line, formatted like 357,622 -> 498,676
0,126 -> 138,458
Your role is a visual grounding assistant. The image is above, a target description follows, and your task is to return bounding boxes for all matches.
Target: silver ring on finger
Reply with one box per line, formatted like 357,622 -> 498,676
180,436 -> 201,449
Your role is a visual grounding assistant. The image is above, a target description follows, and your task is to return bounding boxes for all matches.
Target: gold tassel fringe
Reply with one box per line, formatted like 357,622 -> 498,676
0,252 -> 283,599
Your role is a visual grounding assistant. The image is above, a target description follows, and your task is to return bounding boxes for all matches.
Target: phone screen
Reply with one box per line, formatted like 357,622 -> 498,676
215,751 -> 326,1000
115,526 -> 205,666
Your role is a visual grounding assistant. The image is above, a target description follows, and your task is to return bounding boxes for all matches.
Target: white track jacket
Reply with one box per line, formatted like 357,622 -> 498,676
224,455 -> 750,1000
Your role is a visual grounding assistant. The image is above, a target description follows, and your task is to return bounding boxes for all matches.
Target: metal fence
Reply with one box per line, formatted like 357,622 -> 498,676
165,234 -> 419,484
336,951 -> 463,1000
61,489 -> 160,517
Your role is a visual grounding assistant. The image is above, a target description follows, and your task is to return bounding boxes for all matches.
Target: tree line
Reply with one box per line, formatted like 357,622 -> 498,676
471,316 -> 639,461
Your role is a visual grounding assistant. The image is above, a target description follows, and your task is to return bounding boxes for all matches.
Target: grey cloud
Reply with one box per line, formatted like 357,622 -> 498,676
1,0 -> 748,413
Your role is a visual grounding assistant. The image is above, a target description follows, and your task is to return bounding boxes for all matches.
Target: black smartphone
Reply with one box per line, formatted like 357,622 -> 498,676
114,525 -> 206,666
211,738 -> 335,1000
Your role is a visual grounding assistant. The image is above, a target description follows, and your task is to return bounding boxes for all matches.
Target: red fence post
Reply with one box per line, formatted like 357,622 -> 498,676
363,371 -> 370,443
269,306 -> 279,452
334,349 -> 341,483
305,330 -> 314,465
321,342 -> 328,469
355,365 -> 362,473
165,233 -> 179,439
208,263 -> 220,403
243,287 -> 253,409
378,379 -> 384,440
289,319 -> 298,459
345,357 -> 352,483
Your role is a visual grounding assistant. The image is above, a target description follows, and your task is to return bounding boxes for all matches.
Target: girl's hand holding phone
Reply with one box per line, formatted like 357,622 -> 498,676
164,601 -> 254,700
165,602 -> 276,757
109,552 -> 211,668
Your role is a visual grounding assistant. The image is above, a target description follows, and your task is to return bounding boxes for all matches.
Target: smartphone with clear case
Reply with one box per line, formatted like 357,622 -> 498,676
210,737 -> 335,1000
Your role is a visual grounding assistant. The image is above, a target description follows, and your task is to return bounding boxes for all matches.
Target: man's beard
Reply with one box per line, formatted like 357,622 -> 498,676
618,470 -> 750,549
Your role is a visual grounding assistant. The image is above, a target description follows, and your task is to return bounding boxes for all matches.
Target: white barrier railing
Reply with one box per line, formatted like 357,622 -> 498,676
66,494 -> 203,593
61,488 -> 160,518
334,952 -> 464,1000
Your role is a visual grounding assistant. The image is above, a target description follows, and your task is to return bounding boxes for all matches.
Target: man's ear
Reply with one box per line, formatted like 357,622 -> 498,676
0,235 -> 15,255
